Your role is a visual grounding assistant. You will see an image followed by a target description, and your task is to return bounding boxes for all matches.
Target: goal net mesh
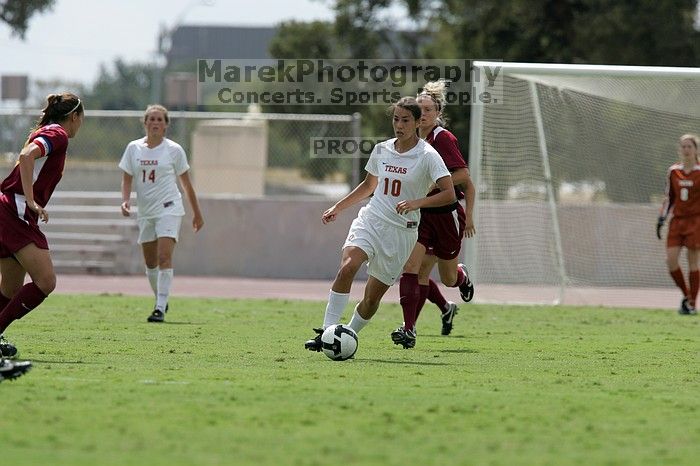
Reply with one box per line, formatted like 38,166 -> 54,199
473,66 -> 700,302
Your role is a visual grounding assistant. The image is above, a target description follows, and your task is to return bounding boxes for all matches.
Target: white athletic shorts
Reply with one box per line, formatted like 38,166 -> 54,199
342,211 -> 418,286
137,215 -> 183,244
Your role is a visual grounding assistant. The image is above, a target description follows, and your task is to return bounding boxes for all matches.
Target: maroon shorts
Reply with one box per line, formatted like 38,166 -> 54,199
417,203 -> 465,260
0,193 -> 49,258
667,215 -> 700,249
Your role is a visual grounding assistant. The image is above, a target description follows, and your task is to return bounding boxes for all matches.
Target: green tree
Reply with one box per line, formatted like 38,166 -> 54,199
86,59 -> 156,110
0,0 -> 54,39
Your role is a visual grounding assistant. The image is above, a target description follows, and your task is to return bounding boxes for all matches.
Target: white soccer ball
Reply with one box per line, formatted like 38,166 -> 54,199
321,324 -> 358,361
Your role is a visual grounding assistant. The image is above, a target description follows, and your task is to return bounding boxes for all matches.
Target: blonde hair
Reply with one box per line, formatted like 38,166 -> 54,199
416,80 -> 448,126
679,133 -> 700,162
143,104 -> 170,124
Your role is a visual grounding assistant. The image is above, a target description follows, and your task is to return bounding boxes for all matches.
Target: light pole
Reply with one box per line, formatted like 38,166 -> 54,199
150,0 -> 215,104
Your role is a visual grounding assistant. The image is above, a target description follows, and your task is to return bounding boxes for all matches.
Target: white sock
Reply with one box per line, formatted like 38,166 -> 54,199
156,268 -> 173,311
348,304 -> 370,333
323,290 -> 350,329
146,267 -> 159,296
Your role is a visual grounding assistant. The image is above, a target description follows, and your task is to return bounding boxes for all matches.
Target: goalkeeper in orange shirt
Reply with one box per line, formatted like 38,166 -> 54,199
657,134 -> 700,315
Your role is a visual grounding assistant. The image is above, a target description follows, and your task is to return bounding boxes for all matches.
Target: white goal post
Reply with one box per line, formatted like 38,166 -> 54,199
466,62 -> 700,304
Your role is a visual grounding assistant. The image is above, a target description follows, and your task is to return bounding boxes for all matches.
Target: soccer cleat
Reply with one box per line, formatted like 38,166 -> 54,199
0,334 -> 18,358
0,358 -> 32,382
441,302 -> 459,336
679,298 -> 692,315
457,264 -> 474,302
687,301 -> 697,315
147,309 -> 165,323
391,326 -> 416,349
304,328 -> 324,352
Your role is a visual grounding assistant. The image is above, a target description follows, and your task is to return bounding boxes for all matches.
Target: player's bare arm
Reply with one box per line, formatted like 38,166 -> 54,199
462,169 -> 476,238
120,172 -> 133,216
179,171 -> 204,232
396,175 -> 455,214
322,173 -> 378,224
18,143 -> 48,223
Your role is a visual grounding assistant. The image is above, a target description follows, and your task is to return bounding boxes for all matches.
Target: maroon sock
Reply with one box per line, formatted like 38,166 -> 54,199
0,292 -> 10,312
689,270 -> 699,307
0,282 -> 46,334
415,284 -> 430,321
427,278 -> 448,312
451,266 -> 466,288
399,273 -> 420,331
670,268 -> 689,298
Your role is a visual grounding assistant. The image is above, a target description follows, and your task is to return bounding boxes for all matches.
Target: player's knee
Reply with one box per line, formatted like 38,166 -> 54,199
157,254 -> 173,268
35,273 -> 56,295
337,263 -> 359,283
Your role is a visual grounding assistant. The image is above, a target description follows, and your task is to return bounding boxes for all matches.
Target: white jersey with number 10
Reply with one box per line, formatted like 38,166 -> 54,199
362,138 -> 450,228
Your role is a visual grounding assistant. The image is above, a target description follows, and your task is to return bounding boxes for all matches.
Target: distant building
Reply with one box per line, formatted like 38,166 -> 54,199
167,25 -> 278,69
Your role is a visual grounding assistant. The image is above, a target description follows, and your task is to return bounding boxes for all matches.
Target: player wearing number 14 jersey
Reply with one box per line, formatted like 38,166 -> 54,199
119,105 -> 204,323
657,134 -> 700,315
304,97 -> 454,354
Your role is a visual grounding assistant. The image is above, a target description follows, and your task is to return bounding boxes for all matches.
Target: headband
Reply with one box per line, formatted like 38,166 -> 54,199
63,99 -> 82,116
418,92 -> 442,111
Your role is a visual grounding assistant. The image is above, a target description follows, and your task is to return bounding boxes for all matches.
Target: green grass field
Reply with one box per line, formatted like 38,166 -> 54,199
2,294 -> 698,465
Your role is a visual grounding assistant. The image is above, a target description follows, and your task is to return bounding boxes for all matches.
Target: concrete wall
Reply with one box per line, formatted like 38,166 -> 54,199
163,198 -> 668,287
191,120 -> 268,196
171,196 -> 366,279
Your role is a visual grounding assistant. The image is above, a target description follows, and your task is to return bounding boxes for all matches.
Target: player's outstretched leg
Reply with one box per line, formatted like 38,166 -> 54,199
0,358 -> 31,382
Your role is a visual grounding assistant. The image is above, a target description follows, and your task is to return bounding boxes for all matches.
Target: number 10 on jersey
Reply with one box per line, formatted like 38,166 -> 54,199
383,178 -> 402,197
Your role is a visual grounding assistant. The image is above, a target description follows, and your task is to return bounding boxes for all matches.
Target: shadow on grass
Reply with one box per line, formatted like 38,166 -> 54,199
438,349 -> 479,354
355,359 -> 451,366
143,321 -> 205,325
30,359 -> 103,365
420,334 -> 468,339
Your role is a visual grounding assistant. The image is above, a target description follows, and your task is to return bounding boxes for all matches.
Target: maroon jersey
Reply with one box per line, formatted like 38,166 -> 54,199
661,163 -> 700,219
0,124 -> 68,222
425,126 -> 467,200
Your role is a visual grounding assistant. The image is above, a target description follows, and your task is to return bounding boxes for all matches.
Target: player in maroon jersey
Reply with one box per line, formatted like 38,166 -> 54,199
657,134 -> 700,315
392,81 -> 476,347
0,93 -> 84,367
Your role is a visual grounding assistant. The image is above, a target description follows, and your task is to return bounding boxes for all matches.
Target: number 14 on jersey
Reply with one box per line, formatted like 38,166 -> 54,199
142,169 -> 156,183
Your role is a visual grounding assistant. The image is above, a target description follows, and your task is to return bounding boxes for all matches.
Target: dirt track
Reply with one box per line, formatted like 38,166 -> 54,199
55,274 -> 679,310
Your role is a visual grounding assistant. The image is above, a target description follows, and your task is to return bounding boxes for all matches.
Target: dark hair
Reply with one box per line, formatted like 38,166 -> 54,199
390,97 -> 422,121
35,93 -> 83,130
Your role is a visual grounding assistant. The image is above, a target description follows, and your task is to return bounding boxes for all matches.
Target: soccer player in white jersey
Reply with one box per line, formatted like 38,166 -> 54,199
119,105 -> 204,323
305,97 -> 456,353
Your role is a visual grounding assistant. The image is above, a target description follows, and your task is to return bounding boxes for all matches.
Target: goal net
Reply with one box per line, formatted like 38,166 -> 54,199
466,62 -> 700,304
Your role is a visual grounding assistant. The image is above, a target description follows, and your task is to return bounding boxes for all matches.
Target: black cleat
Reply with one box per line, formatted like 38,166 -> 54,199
0,334 -> 18,358
679,298 -> 692,315
458,263 -> 474,302
304,328 -> 324,352
391,326 -> 416,349
0,358 -> 32,382
441,302 -> 459,336
147,309 -> 165,323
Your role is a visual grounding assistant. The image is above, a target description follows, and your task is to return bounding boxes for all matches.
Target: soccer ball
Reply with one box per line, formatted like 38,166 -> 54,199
321,324 -> 358,361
